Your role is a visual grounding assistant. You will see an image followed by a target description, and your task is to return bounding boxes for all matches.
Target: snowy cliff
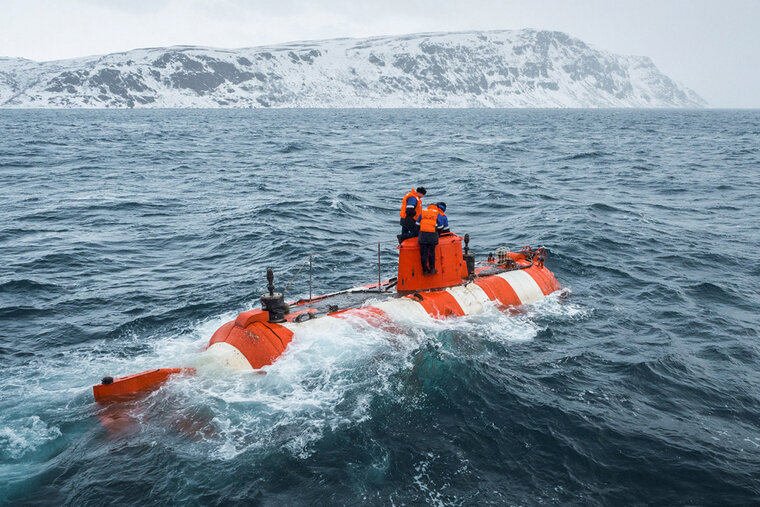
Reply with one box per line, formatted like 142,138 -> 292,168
0,30 -> 706,108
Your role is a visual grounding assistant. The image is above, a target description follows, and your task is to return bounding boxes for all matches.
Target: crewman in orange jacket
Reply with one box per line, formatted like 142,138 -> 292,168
416,202 -> 449,274
398,187 -> 426,242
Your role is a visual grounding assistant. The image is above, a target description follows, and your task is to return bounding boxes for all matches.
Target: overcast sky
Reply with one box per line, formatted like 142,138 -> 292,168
2,0 -> 759,107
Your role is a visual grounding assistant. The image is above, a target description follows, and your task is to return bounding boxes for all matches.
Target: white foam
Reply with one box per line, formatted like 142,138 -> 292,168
0,416 -> 61,459
0,289 -> 581,461
412,453 -> 453,506
525,288 -> 587,320
439,300 -> 541,344
0,311 -> 239,459
174,310 -> 426,460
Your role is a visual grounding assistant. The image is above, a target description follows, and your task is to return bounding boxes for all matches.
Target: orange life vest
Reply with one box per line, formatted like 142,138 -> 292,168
418,205 -> 440,233
400,189 -> 422,220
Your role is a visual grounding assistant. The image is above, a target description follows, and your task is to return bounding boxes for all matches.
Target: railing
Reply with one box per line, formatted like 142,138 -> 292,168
282,239 -> 399,301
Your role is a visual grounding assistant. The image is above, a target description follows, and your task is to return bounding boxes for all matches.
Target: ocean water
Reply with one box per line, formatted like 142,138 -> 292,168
0,109 -> 758,505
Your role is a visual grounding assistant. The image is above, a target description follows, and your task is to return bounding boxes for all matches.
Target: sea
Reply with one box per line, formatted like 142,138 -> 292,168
0,109 -> 758,505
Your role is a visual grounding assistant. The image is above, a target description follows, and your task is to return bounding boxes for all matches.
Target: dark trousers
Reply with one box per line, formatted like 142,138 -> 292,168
399,216 -> 418,240
419,231 -> 438,273
420,243 -> 436,272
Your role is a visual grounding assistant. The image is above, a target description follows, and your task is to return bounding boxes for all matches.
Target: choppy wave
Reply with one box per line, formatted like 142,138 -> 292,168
0,109 -> 758,505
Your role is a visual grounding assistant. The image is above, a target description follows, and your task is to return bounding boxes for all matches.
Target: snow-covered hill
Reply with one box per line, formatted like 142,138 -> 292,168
0,30 -> 706,108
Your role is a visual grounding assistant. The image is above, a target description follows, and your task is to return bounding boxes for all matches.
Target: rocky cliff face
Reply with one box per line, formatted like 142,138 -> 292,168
0,30 -> 706,108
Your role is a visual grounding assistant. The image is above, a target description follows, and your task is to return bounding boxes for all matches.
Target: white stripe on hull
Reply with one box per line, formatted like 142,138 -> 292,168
497,270 -> 543,304
446,283 -> 490,314
373,297 -> 430,321
205,341 -> 254,370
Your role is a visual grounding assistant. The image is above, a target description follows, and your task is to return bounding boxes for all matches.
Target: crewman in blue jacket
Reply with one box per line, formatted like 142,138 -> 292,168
416,202 -> 449,274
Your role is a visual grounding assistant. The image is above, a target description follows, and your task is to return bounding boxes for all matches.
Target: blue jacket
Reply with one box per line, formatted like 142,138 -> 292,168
436,213 -> 449,233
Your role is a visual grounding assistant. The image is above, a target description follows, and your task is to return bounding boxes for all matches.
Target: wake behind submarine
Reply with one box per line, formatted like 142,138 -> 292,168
93,233 -> 561,403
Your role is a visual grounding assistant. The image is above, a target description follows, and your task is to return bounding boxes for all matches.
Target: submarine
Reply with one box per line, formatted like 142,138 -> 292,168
93,233 -> 561,403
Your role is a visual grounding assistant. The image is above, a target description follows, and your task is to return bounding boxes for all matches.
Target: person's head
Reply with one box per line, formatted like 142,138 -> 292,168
416,186 -> 427,196
436,202 -> 447,212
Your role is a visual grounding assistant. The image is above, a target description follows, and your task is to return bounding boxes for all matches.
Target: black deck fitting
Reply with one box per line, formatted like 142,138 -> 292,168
267,268 -> 275,296
463,234 -> 475,278
261,268 -> 289,323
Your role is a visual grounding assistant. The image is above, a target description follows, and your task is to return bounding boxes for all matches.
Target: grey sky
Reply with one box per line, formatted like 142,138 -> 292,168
2,0 -> 759,107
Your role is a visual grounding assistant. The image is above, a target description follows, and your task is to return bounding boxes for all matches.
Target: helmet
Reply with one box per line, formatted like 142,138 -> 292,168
436,202 -> 447,212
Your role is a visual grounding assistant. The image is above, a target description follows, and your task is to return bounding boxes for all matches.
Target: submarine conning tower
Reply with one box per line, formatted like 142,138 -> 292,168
396,233 -> 472,292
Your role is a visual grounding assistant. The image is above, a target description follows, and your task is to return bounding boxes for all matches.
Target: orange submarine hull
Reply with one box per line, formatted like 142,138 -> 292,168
93,233 -> 560,403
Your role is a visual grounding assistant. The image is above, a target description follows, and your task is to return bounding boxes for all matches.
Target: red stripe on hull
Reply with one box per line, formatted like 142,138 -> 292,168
208,320 -> 294,369
474,275 -> 521,306
524,266 -> 553,296
411,290 -> 465,318
542,266 -> 562,292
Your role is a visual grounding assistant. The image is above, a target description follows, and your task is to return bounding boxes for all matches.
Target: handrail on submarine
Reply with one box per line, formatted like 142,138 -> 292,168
283,239 -> 400,301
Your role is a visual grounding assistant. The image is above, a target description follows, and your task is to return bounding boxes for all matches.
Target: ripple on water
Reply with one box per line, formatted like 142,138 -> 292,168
0,109 -> 758,504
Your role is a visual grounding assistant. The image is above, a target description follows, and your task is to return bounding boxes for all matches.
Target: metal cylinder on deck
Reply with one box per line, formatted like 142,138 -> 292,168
261,268 -> 289,323
463,233 -> 475,278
